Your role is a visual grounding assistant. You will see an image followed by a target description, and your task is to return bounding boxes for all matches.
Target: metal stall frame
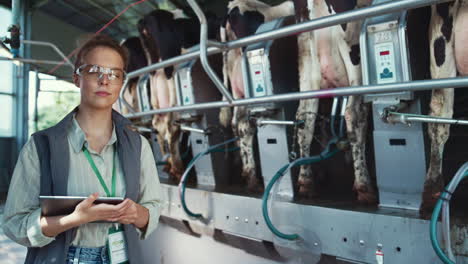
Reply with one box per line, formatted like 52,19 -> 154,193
118,0 -> 468,263
121,0 -> 457,119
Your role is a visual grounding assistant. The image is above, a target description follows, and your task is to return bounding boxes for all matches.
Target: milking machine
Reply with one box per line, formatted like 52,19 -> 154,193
241,16 -> 300,200
174,45 -> 236,199
361,0 -> 427,210
122,74 -> 172,181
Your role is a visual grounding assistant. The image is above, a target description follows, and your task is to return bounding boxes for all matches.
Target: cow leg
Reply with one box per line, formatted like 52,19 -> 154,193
167,113 -> 184,182
344,96 -> 374,204
219,38 -> 233,128
166,77 -> 184,182
129,82 -> 139,112
337,36 -> 376,204
235,107 -> 260,192
149,73 -> 172,174
153,115 -> 171,174
296,32 -> 321,197
219,102 -> 233,128
421,3 -> 457,214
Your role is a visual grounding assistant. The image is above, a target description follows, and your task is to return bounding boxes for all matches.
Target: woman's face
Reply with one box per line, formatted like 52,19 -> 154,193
74,46 -> 125,110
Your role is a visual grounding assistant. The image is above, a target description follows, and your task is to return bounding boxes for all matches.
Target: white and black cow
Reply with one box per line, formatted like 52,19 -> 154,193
221,0 -> 295,191
287,0 -> 375,203
117,37 -> 147,114
138,9 -> 221,182
421,0 -> 468,213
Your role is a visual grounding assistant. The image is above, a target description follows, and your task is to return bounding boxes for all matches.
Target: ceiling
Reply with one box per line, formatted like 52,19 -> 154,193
0,0 -> 285,79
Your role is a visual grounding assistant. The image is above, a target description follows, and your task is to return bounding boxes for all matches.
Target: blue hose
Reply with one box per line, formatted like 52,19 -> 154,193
262,138 -> 340,240
179,137 -> 239,218
430,169 -> 468,264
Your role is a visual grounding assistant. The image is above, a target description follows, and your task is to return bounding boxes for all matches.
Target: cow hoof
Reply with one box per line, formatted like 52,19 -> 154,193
357,191 -> 377,205
297,176 -> 317,199
298,186 -> 319,199
170,168 -> 184,183
248,184 -> 264,194
247,177 -> 264,193
420,178 -> 444,218
163,164 -> 171,174
354,185 -> 377,205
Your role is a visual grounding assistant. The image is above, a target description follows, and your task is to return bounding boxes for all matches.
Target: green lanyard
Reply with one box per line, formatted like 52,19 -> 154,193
83,146 -> 117,197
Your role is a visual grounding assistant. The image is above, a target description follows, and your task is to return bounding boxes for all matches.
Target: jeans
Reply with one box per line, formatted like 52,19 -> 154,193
66,246 -> 109,264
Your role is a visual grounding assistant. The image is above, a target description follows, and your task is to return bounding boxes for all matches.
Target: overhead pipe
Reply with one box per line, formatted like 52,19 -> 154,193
57,0 -> 123,36
186,0 -> 234,103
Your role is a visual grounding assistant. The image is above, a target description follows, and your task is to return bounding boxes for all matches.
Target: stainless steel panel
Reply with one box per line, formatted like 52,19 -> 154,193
149,132 -> 170,181
190,120 -> 216,188
257,123 -> 294,199
158,183 -> 454,263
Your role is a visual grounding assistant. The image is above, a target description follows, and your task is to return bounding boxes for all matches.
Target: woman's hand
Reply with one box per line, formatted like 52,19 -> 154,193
71,193 -> 132,225
108,199 -> 149,230
40,193 -> 139,237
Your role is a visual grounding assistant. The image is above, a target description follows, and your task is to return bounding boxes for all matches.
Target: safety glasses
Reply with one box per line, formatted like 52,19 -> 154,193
75,64 -> 126,85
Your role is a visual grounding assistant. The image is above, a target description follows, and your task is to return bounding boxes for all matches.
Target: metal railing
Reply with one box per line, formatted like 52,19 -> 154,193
125,76 -> 468,118
122,0 -> 453,119
0,40 -> 74,68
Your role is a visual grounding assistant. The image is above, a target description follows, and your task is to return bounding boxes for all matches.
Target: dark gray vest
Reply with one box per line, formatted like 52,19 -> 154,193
26,108 -> 143,264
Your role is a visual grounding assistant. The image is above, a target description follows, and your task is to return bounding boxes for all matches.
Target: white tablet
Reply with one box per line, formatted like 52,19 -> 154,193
39,196 -> 124,217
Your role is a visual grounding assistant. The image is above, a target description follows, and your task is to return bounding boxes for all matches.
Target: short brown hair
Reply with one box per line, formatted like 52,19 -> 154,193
74,34 -> 129,71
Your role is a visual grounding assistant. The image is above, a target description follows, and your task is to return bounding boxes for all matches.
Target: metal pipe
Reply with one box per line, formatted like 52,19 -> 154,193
0,56 -> 65,65
257,120 -> 297,126
119,78 -> 137,113
57,0 -> 123,36
180,125 -> 205,134
388,112 -> 468,126
331,97 -> 339,117
22,40 -> 74,68
34,69 -> 39,132
340,97 -> 348,117
124,77 -> 468,119
207,40 -> 227,49
12,0 -> 20,27
85,0 -> 118,19
0,91 -> 14,96
113,0 -> 144,17
187,0 -> 234,103
125,0 -> 448,80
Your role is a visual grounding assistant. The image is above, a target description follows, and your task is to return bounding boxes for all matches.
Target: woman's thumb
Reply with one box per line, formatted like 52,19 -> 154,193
82,192 -> 99,207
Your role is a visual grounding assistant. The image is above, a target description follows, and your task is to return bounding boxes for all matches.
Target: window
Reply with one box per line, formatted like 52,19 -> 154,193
0,95 -> 13,136
28,72 -> 80,135
0,6 -> 13,137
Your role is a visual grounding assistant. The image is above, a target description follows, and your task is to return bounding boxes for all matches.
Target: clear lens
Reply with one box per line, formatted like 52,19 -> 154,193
77,64 -> 125,84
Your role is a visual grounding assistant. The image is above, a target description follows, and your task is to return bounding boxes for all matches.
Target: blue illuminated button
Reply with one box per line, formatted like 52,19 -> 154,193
380,68 -> 393,79
256,85 -> 264,93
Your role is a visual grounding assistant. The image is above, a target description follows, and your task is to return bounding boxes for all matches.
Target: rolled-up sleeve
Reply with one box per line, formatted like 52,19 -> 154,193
2,139 -> 55,247
135,135 -> 163,239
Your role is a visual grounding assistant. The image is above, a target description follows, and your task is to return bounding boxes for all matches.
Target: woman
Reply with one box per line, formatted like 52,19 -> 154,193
3,35 -> 162,264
